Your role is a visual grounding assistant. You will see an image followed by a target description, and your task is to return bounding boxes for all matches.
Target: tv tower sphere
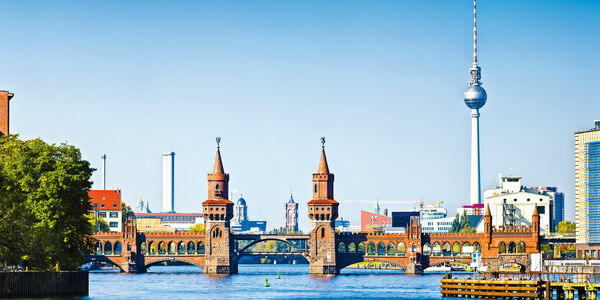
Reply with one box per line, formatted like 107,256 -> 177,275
464,83 -> 487,109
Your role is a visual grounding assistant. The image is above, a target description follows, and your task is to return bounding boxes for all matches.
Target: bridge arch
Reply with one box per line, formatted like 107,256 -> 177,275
236,238 -> 295,254
85,255 -> 125,272
387,242 -> 395,256
144,257 -> 205,270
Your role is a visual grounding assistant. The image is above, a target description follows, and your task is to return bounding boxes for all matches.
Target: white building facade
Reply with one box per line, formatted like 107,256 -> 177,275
484,176 -> 553,234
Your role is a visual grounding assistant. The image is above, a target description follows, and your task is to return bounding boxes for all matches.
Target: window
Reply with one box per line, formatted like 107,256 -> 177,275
109,222 -> 118,227
538,206 -> 546,214
98,212 -> 107,218
215,184 -> 220,191
314,184 -> 317,193
101,204 -> 105,207
110,212 -> 118,218
113,204 -> 117,208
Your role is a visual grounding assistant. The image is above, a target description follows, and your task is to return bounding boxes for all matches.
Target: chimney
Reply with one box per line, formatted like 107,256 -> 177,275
101,154 -> 106,190
162,152 -> 175,213
0,91 -> 14,136
384,208 -> 388,216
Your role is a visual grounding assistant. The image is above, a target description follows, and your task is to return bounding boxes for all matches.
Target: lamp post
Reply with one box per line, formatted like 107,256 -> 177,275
94,203 -> 99,233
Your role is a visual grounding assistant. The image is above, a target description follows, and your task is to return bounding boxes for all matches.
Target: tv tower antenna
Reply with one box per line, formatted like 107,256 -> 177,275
464,0 -> 488,206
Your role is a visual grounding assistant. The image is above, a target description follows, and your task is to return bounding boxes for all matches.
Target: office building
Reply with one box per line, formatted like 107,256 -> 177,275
575,121 -> 600,257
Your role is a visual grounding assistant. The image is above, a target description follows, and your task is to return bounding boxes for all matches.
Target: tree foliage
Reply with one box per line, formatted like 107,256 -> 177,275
190,223 -> 205,233
556,220 -> 575,234
450,211 -> 474,233
121,202 -> 134,224
88,215 -> 110,233
0,135 -> 95,271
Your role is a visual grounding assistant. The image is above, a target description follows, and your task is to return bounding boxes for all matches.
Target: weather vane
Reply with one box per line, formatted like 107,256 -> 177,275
320,136 -> 326,149
216,137 -> 221,149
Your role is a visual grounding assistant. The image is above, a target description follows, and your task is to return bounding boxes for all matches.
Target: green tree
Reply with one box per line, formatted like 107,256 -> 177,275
190,223 -> 205,233
0,135 -> 95,271
449,213 -> 461,233
121,202 -> 134,224
556,220 -> 575,234
89,215 -> 110,232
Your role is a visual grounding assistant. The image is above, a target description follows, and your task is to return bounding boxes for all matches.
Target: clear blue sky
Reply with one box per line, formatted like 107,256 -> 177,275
2,0 -> 599,231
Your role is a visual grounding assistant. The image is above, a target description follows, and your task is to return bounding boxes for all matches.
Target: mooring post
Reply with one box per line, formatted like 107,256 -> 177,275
546,280 -> 553,300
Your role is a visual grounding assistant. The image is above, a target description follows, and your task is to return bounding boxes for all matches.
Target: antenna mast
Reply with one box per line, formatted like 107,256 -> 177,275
473,0 -> 478,67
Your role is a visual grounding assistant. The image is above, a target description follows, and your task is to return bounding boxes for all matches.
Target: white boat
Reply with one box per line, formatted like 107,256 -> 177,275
273,260 -> 277,265
424,266 -> 452,273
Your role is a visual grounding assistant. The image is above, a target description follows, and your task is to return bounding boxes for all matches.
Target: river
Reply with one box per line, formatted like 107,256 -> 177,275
88,264 -> 457,299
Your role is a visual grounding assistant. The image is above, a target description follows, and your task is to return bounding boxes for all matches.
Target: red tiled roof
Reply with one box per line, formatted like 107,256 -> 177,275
307,199 -> 339,204
202,199 -> 234,205
88,190 -> 121,211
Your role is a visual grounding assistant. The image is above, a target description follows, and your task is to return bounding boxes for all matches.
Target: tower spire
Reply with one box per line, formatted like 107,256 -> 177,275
473,0 -> 478,67
464,0 -> 487,206
213,137 -> 225,174
317,137 -> 330,174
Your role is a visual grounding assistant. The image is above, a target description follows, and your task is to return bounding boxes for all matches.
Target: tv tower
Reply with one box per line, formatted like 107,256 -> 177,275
464,0 -> 487,205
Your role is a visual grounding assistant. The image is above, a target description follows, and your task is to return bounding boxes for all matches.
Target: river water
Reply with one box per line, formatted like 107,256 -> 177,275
88,265 -> 456,299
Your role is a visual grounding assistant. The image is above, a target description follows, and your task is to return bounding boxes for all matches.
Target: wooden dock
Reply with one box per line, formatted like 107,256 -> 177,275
441,274 -> 544,299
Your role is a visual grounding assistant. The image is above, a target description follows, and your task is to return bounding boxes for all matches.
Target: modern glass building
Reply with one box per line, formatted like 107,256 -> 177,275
575,121 -> 600,258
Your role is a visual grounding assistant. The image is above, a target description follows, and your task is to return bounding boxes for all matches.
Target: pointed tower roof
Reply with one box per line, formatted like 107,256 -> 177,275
212,137 -> 225,174
485,204 -> 491,216
288,192 -> 295,204
317,137 -> 330,174
532,204 -> 539,217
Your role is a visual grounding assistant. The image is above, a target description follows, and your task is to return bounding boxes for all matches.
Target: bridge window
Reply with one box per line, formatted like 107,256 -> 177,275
423,243 -> 431,256
114,242 -> 122,255
398,242 -> 406,256
461,242 -> 471,256
433,242 -> 441,256
215,184 -> 220,191
508,242 -> 516,254
337,242 -> 346,253
212,227 -> 223,240
140,242 -> 147,255
498,242 -> 507,253
127,243 -> 132,252
517,242 -> 526,253
357,242 -> 366,255
348,242 -> 356,253
197,242 -> 205,254
187,242 -> 195,254
158,242 -> 166,255
96,242 -> 102,255
178,242 -> 186,254
387,242 -> 395,255
452,242 -> 461,256
473,242 -> 480,253
412,244 -> 417,253
168,242 -> 176,254
314,184 -> 317,193
442,242 -> 451,257
377,242 -> 386,256
320,227 -> 325,239
104,242 -> 112,255
367,242 -> 376,255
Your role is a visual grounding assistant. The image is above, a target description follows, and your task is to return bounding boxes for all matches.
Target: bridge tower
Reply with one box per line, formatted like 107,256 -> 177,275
307,138 -> 339,274
483,204 -> 493,252
202,138 -> 237,274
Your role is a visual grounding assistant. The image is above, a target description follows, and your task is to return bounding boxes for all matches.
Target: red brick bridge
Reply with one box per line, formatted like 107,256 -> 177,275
89,141 -> 541,274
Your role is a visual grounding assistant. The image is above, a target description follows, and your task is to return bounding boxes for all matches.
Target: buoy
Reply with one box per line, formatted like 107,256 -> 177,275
264,277 -> 270,287
276,272 -> 281,279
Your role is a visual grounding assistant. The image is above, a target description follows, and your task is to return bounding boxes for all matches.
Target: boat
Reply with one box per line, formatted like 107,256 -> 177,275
424,265 -> 452,273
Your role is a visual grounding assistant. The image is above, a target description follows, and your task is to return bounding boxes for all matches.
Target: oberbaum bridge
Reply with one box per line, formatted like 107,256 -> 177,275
89,140 -> 542,275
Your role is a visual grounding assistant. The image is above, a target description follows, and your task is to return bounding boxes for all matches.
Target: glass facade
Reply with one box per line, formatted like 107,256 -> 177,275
586,141 -> 600,242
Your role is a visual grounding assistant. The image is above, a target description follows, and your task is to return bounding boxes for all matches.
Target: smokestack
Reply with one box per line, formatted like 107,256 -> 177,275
0,91 -> 14,136
101,154 -> 106,190
162,152 -> 175,213
384,208 -> 388,217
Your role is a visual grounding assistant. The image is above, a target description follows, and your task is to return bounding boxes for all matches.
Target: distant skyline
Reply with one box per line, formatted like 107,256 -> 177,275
2,0 -> 599,230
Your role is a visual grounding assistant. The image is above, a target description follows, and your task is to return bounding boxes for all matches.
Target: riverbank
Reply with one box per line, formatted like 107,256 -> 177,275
0,271 -> 88,298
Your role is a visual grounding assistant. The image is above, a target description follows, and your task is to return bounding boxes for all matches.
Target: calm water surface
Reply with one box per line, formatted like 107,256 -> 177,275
88,265 -> 458,299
